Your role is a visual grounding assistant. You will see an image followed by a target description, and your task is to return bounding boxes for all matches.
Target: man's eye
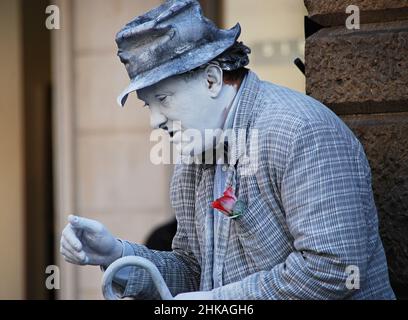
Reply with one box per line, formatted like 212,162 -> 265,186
158,96 -> 167,102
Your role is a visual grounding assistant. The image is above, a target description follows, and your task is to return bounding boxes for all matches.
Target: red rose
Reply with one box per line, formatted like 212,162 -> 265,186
211,187 -> 238,217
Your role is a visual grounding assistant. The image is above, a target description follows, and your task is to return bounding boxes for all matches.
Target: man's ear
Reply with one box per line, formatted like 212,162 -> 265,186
204,64 -> 223,98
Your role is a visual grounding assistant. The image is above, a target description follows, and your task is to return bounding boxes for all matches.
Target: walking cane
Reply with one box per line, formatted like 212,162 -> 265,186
102,256 -> 174,300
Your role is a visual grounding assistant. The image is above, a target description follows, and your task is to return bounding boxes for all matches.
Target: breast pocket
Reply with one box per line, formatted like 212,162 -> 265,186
232,195 -> 293,269
233,195 -> 269,237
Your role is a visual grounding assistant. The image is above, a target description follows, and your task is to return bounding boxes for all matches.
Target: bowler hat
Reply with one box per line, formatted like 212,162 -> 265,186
116,0 -> 241,107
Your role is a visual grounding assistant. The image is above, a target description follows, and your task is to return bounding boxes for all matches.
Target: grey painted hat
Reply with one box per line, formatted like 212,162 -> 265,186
115,0 -> 241,107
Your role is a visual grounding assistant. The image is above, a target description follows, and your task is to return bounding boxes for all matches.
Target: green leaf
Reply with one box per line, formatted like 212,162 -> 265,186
231,200 -> 246,219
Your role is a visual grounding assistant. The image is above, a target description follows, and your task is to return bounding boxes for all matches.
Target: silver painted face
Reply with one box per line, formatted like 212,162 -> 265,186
137,65 -> 238,157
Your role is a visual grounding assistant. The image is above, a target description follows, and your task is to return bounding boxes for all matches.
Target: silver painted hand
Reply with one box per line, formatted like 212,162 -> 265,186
60,215 -> 123,267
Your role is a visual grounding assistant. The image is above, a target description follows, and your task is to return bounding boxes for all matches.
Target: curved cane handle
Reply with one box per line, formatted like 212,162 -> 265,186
102,256 -> 174,300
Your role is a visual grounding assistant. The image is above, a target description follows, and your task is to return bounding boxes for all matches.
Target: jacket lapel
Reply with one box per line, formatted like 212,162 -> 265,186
195,165 -> 216,291
211,71 -> 262,285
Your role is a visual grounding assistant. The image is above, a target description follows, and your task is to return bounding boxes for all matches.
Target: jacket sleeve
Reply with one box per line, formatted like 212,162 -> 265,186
118,218 -> 201,299
212,121 -> 371,300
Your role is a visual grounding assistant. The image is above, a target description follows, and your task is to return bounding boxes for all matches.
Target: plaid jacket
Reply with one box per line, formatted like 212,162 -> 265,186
121,71 -> 395,300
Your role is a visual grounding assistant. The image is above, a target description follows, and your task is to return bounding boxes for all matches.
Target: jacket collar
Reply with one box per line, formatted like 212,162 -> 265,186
232,70 -> 262,161
231,70 -> 261,134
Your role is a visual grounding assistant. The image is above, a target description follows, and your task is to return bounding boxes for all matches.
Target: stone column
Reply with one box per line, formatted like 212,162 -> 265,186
304,0 -> 408,299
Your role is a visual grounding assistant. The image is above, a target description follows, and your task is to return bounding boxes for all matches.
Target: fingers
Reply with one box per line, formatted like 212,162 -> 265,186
60,239 -> 86,261
60,245 -> 87,265
61,215 -> 106,266
62,223 -> 82,251
69,215 -> 103,233
62,256 -> 77,265
60,224 -> 88,265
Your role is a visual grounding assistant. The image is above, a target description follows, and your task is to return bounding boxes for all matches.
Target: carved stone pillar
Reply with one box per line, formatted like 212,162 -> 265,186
304,0 -> 408,299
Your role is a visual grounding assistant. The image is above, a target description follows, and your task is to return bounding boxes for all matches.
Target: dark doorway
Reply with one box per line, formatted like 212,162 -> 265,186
199,0 -> 223,26
22,0 -> 54,300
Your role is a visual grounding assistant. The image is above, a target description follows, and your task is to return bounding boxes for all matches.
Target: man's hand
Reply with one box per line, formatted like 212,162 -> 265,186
174,291 -> 214,300
60,215 -> 123,267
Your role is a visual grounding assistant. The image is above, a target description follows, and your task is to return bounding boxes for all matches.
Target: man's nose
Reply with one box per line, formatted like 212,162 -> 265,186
149,107 -> 168,130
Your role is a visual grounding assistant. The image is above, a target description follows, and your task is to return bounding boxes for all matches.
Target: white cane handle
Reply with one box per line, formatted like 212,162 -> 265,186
102,256 -> 174,300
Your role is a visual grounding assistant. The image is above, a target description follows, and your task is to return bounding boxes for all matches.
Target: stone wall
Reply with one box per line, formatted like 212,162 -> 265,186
304,0 -> 408,299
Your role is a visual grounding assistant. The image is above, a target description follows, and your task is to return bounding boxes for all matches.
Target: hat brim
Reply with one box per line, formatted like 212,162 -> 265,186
117,23 -> 241,107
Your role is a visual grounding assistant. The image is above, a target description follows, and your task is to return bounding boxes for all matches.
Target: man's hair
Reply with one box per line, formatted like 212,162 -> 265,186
182,41 -> 251,85
223,67 -> 249,86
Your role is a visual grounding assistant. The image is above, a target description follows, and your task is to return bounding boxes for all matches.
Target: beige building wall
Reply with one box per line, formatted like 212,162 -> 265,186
224,0 -> 307,93
0,0 -> 25,300
54,0 -> 172,300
